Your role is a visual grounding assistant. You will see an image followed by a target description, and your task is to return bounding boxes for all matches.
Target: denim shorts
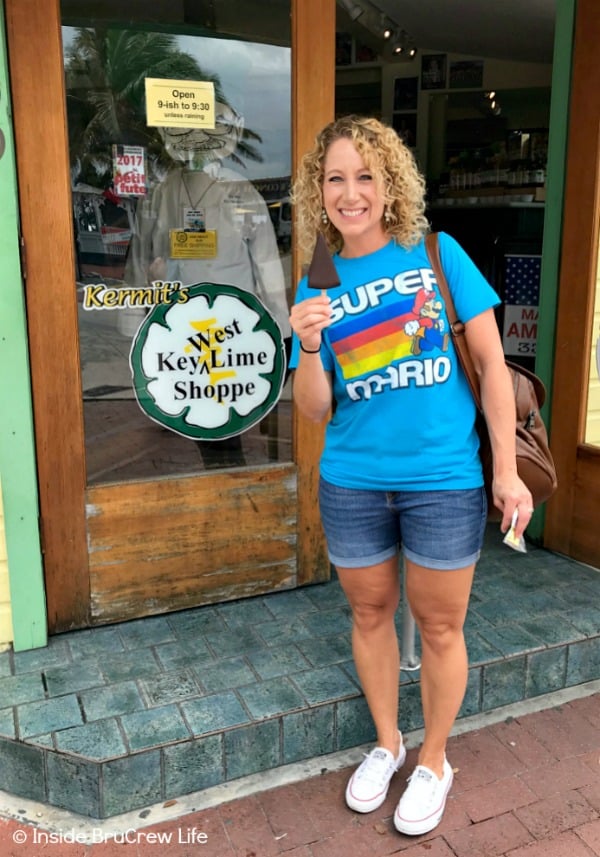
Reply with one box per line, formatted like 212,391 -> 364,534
319,477 -> 487,571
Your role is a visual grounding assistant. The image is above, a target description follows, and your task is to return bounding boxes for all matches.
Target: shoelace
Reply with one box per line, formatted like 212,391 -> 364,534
355,749 -> 396,787
403,767 -> 438,807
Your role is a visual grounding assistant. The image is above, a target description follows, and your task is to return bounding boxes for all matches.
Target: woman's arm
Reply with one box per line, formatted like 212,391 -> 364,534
464,308 -> 533,536
289,294 -> 333,422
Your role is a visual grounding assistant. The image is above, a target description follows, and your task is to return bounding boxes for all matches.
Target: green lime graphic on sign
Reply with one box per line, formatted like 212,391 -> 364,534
129,282 -> 286,440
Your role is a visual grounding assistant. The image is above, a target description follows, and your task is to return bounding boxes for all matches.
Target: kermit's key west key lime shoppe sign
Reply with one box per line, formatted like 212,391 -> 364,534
129,282 -> 286,439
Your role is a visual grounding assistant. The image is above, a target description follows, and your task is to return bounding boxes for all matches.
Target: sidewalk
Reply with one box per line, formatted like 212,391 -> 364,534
2,528 -> 599,820
1,688 -> 599,857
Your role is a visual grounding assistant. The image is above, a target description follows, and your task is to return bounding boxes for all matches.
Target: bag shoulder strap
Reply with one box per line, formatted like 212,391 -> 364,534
424,232 -> 482,409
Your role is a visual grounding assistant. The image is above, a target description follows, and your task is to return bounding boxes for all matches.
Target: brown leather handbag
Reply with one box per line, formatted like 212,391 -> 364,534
425,232 -> 558,516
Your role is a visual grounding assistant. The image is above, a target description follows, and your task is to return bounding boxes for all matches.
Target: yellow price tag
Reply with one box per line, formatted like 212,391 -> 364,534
170,230 -> 217,259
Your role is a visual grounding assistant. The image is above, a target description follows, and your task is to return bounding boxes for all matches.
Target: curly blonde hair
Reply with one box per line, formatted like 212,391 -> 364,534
292,115 -> 429,263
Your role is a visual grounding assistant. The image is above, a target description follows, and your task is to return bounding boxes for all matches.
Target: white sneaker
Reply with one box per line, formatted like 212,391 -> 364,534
394,757 -> 453,836
345,733 -> 406,813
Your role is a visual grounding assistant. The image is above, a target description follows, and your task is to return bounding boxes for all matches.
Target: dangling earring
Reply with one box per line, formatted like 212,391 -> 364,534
384,208 -> 392,224
321,208 -> 329,225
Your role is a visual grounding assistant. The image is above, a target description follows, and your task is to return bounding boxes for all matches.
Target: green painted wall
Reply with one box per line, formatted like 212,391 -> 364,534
529,0 -> 576,541
0,3 -> 47,651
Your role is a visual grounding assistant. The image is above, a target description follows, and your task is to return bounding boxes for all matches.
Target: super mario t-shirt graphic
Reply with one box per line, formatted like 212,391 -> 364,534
329,277 -> 450,396
290,232 -> 500,491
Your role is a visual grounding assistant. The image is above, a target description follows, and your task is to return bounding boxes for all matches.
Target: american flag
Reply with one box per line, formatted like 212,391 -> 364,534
503,254 -> 541,305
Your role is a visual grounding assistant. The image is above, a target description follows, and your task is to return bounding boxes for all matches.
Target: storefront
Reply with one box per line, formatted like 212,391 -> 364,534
0,0 -> 598,652
0,0 -> 334,646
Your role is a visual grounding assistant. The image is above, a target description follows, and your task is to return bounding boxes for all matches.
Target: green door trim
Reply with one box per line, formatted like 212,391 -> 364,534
0,3 -> 47,651
530,0 -> 576,541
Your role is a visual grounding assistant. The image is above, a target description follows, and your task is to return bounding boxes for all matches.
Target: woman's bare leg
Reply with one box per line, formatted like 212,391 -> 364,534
404,559 -> 475,776
337,556 -> 402,755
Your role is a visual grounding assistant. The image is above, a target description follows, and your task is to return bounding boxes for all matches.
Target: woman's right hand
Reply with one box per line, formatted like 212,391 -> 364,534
289,295 -> 333,352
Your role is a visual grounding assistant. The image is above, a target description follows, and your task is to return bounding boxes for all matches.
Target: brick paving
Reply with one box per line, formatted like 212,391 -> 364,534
0,691 -> 598,856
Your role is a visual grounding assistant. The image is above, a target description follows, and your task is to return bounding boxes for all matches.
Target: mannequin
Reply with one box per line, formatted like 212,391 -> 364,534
124,102 -> 291,466
124,102 -> 291,337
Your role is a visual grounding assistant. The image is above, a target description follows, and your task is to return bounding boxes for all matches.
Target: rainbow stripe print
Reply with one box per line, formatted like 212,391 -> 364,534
329,296 -> 416,380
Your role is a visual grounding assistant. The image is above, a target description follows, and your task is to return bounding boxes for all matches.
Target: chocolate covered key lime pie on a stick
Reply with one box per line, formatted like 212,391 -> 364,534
307,232 -> 340,296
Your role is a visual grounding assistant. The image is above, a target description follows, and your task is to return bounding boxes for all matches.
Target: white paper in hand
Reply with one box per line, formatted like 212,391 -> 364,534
503,509 -> 527,553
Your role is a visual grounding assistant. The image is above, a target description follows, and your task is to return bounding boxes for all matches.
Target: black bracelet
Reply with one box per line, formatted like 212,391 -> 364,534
300,342 -> 321,354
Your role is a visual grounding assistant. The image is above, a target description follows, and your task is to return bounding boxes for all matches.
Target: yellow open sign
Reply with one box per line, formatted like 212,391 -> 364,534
145,78 -> 215,129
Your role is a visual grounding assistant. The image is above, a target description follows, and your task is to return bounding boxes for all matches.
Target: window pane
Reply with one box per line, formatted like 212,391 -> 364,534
61,2 -> 292,483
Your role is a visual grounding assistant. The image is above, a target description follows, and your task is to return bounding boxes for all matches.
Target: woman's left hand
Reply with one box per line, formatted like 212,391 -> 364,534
492,474 -> 534,538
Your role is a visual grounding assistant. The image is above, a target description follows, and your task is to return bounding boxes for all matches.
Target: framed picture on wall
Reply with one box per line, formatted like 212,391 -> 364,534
449,59 -> 484,89
421,54 -> 446,90
393,76 -> 418,111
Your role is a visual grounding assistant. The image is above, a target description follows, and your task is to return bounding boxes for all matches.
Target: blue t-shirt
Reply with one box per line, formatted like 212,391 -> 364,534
290,232 -> 500,490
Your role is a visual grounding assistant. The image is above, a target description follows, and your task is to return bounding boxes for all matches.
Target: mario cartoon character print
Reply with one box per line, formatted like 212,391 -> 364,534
400,284 -> 450,356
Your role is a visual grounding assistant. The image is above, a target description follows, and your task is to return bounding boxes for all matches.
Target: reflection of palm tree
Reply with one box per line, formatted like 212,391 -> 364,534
65,27 -> 262,186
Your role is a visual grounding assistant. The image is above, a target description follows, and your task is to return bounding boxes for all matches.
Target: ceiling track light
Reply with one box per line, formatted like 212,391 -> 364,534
391,28 -> 404,54
481,91 -> 501,116
380,13 -> 392,39
391,28 -> 417,59
337,2 -> 418,57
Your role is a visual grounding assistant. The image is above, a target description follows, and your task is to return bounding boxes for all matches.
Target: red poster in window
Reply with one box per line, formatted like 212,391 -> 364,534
112,144 -> 147,196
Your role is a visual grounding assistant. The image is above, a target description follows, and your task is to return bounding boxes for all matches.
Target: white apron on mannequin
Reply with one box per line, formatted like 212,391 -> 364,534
123,101 -> 290,338
124,163 -> 291,337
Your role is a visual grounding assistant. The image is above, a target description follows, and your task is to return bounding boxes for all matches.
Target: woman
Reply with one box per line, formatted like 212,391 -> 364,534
288,115 -> 533,836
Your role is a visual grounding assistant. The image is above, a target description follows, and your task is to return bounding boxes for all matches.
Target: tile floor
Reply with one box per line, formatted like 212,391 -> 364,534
0,525 -> 598,818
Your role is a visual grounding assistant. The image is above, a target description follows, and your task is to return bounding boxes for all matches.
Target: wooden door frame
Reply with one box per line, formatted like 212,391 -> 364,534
292,0 -> 335,583
6,0 -> 89,631
545,0 -> 600,559
6,0 -> 333,632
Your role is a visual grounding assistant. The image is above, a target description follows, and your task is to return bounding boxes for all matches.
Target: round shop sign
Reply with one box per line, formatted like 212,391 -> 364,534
129,282 -> 286,439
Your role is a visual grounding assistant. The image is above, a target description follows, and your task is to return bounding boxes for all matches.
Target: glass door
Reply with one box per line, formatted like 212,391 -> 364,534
63,3 -> 294,479
6,0 -> 333,631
